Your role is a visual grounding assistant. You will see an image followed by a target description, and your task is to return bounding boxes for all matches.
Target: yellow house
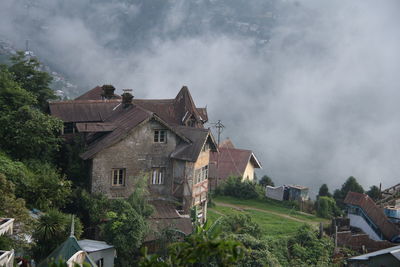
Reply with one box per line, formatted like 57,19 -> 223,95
208,139 -> 262,190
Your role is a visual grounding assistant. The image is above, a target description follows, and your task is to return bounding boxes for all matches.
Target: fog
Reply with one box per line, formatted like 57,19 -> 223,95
1,0 -> 400,194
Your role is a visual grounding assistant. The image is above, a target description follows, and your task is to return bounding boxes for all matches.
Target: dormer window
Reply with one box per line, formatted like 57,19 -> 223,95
154,130 -> 166,143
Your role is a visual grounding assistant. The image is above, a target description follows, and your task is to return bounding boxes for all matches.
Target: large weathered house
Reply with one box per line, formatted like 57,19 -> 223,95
49,85 -> 218,230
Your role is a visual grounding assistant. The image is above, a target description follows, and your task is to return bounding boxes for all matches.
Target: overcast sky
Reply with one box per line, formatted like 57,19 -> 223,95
1,0 -> 400,195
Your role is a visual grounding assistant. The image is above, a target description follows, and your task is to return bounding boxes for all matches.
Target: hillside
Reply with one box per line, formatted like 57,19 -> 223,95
208,196 -> 329,237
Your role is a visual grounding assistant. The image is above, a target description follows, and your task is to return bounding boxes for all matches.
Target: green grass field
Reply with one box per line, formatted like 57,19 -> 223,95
208,196 -> 329,238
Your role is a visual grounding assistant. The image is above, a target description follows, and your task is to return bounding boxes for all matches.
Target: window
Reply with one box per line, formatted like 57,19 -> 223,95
63,122 -> 74,134
194,165 -> 208,184
151,168 -> 165,184
154,130 -> 166,143
112,169 -> 125,186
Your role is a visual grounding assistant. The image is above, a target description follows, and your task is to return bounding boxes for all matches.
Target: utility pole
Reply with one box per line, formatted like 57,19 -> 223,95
211,120 -> 225,147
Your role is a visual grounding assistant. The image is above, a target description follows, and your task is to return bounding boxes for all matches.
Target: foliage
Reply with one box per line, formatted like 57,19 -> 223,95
315,196 -> 341,219
56,135 -> 88,188
0,153 -> 72,210
127,175 -> 154,218
366,185 -> 380,202
217,176 -> 263,199
139,220 -> 245,267
48,260 -> 91,267
287,224 -> 334,266
220,213 -> 262,238
32,210 -> 82,261
259,175 -> 275,187
0,64 -> 62,161
333,176 -> 364,208
23,161 -> 72,210
101,199 -> 148,266
318,184 -> 331,197
0,173 -> 33,252
9,51 -> 58,111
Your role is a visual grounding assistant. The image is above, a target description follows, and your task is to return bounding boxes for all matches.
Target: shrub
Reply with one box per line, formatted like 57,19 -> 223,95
218,176 -> 263,199
315,196 -> 341,218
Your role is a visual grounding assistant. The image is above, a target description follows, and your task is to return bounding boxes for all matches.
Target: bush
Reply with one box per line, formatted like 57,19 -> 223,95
217,176 -> 263,199
220,213 -> 262,238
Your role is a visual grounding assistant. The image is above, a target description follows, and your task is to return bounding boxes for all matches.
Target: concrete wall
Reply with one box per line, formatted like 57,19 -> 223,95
348,214 -> 382,241
242,161 -> 255,181
91,119 -> 180,198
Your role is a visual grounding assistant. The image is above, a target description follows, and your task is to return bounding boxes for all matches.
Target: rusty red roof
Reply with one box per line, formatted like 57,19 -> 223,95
209,147 -> 262,180
75,122 -> 116,132
171,126 -> 218,162
344,192 -> 400,241
49,100 -> 121,122
145,200 -> 193,241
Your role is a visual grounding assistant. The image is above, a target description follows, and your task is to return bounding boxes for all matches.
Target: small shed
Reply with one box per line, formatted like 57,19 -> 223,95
78,239 -> 116,267
286,185 -> 309,201
266,186 -> 285,201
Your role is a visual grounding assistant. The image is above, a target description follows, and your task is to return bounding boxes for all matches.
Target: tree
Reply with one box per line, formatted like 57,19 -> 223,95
139,220 -> 245,267
101,199 -> 148,266
367,185 -> 380,202
219,176 -> 263,199
32,210 -> 82,261
0,65 -> 62,161
318,184 -> 331,197
315,196 -> 341,218
9,51 -> 58,111
333,176 -> 364,208
259,175 -> 275,187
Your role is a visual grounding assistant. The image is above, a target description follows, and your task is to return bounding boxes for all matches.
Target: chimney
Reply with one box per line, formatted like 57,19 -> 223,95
122,89 -> 134,108
101,84 -> 116,100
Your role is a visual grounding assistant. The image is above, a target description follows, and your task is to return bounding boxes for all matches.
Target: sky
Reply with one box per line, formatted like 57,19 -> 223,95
1,0 -> 400,195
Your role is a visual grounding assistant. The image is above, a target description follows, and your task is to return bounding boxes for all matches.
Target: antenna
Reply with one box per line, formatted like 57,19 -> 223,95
211,120 -> 225,147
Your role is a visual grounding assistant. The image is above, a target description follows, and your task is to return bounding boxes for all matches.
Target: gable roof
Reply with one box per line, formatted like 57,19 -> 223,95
209,146 -> 262,180
37,236 -> 97,267
171,126 -> 218,162
49,100 -> 121,122
344,192 -> 400,241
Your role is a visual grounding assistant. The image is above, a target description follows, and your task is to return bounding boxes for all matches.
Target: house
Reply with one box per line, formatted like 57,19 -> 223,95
347,244 -> 400,267
49,85 -> 218,232
208,139 -> 261,190
77,240 -> 116,267
344,192 -> 400,242
265,185 -> 309,202
0,218 -> 14,267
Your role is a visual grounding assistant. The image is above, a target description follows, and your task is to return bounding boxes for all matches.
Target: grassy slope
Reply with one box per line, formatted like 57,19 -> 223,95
208,196 -> 329,238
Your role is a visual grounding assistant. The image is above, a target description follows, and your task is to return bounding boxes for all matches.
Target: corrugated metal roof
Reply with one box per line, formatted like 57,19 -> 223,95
349,245 -> 400,261
78,239 -> 114,253
76,122 -> 116,132
170,126 -> 218,162
344,192 -> 400,240
75,86 -> 121,100
49,100 -> 121,122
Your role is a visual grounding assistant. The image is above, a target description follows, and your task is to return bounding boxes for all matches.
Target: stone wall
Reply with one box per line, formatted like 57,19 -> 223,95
91,119 -> 180,198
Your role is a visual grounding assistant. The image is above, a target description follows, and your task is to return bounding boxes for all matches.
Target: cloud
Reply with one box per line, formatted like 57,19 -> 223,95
1,0 -> 400,194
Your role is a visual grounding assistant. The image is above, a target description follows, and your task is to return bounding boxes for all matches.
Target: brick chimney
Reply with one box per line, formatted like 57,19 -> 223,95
122,89 -> 134,108
101,85 -> 116,100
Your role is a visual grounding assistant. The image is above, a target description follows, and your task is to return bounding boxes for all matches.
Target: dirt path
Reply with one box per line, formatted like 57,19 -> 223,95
214,201 -> 319,226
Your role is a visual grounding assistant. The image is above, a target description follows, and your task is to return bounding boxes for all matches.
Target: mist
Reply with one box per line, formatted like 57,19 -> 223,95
1,0 -> 400,194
